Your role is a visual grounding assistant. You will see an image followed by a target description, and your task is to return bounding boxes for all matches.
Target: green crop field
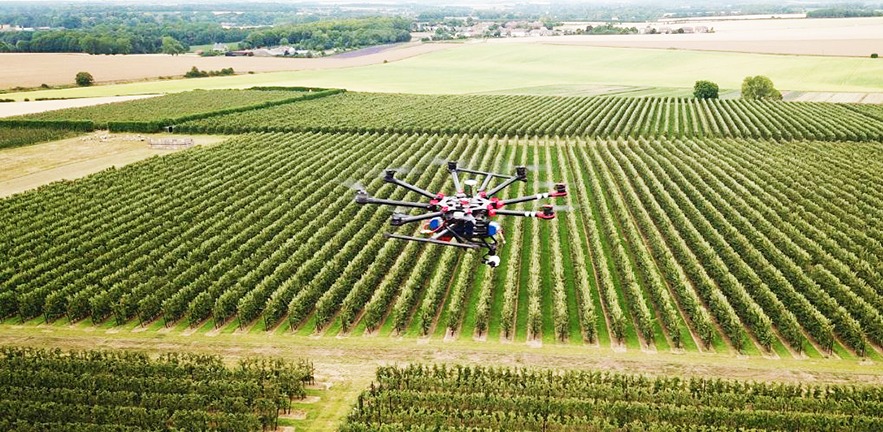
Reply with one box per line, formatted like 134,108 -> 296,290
3,123 -> 883,358
0,346 -> 313,431
345,363 -> 883,431
3,87 -> 883,431
0,125 -> 83,149
177,91 -> 883,141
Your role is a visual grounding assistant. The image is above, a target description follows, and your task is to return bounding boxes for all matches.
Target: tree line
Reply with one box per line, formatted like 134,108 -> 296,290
0,17 -> 411,55
239,17 -> 412,51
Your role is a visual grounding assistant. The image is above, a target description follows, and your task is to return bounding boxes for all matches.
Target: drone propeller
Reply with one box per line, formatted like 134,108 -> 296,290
537,180 -> 563,189
392,206 -> 415,215
341,179 -> 367,191
553,204 -> 579,213
387,165 -> 420,175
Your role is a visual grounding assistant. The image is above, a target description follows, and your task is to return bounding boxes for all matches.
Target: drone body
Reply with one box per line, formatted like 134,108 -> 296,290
355,160 -> 566,267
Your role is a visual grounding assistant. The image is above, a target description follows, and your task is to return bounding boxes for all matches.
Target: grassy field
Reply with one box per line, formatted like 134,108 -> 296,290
5,43 -> 882,101
283,43 -> 883,93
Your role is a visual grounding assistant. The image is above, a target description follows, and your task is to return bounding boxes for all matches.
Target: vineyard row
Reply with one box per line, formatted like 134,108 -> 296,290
176,92 -> 883,142
2,132 -> 883,358
342,363 -> 883,431
0,347 -> 313,432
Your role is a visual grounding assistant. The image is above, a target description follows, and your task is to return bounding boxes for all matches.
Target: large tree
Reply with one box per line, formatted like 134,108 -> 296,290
693,80 -> 719,99
75,71 -> 93,86
741,75 -> 782,100
161,36 -> 186,55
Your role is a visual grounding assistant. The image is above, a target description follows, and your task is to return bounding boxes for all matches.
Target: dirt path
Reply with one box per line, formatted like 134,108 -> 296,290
0,132 -> 227,197
2,325 -> 880,386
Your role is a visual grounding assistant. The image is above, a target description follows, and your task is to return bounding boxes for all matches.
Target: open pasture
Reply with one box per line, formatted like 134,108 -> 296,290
5,41 -> 883,102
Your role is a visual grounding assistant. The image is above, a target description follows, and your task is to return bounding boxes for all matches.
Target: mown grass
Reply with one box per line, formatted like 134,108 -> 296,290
7,43 -> 883,101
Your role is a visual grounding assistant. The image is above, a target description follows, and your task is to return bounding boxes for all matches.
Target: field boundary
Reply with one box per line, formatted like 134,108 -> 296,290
108,88 -> 345,133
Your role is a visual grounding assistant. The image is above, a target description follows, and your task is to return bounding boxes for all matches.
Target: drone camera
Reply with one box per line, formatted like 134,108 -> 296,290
516,165 -> 527,179
447,161 -> 458,172
464,179 -> 478,196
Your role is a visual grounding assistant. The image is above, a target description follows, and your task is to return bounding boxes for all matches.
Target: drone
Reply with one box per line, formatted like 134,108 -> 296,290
354,160 -> 567,267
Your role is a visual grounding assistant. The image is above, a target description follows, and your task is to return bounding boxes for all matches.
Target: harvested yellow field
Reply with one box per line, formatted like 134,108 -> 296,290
509,16 -> 883,57
0,42 -> 454,89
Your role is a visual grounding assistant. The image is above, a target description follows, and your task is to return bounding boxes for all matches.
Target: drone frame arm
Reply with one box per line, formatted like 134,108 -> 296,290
384,171 -> 437,200
499,183 -> 566,205
391,211 -> 445,226
479,173 -> 495,193
494,209 -> 555,219
486,176 -> 523,197
359,196 -> 434,210
452,167 -> 511,193
449,169 -> 463,193
384,233 -> 480,250
456,167 -> 511,179
501,193 -> 552,206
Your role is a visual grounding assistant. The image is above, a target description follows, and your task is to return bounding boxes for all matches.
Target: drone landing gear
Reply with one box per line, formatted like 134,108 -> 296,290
483,255 -> 501,268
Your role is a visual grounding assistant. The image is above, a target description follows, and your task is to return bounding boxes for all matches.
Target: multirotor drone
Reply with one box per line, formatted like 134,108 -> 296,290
355,160 -> 567,267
